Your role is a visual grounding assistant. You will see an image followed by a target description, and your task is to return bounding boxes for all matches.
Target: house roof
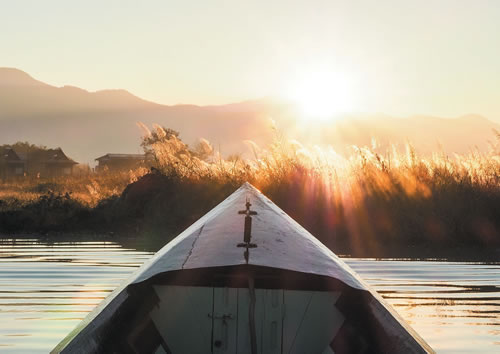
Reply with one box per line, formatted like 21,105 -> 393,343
95,153 -> 147,161
0,147 -> 22,162
16,147 -> 77,165
44,148 -> 78,164
131,182 -> 365,290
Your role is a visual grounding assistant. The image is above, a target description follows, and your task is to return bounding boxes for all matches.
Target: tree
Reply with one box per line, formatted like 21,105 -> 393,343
0,141 -> 47,155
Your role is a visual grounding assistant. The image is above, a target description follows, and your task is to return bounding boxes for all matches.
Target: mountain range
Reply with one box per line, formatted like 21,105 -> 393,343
1,68 -> 498,165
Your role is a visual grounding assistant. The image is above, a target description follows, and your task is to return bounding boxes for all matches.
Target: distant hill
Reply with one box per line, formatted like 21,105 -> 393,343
0,68 -> 48,87
0,68 -> 498,164
0,68 -> 275,164
0,67 -> 159,116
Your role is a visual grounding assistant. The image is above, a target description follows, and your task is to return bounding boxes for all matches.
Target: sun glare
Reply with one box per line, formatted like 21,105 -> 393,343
288,71 -> 355,121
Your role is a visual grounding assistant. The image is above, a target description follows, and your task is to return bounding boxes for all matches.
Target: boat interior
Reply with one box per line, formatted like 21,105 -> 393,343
93,265 -> 412,354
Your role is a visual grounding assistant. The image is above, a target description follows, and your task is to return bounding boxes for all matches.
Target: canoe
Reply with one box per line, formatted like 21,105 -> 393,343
52,183 -> 434,353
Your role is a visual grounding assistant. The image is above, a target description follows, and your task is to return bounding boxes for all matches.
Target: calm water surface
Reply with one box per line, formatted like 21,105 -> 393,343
0,238 -> 499,353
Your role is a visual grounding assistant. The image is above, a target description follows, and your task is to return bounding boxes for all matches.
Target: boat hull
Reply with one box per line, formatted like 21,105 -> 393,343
52,266 -> 433,353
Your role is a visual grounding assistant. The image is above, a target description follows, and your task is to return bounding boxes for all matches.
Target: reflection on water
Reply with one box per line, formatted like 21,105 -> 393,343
0,238 -> 152,353
0,239 -> 499,353
346,259 -> 500,353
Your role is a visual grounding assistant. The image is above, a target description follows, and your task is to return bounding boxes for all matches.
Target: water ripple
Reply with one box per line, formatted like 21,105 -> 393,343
0,239 -> 498,353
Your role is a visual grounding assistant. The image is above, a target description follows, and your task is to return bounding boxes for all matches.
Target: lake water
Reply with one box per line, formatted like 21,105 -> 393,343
0,238 -> 499,353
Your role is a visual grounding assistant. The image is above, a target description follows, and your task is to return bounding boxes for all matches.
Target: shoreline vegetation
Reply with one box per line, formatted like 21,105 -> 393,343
1,125 -> 499,260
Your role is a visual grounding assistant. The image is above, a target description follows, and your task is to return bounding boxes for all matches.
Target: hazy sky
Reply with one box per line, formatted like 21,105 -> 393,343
2,0 -> 500,118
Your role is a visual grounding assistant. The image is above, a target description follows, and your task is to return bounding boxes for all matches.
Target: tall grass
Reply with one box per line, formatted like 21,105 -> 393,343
0,168 -> 147,209
140,125 -> 500,256
145,124 -> 500,193
1,125 -> 498,257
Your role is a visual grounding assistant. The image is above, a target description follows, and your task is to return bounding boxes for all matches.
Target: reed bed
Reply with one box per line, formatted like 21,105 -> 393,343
140,125 -> 500,256
0,168 -> 147,208
0,125 -> 498,257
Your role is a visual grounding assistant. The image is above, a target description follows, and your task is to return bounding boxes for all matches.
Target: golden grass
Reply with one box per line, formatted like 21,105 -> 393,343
1,125 -> 499,256
0,168 -> 148,209
125,126 -> 499,255
145,125 -> 500,200
3,125 -> 498,211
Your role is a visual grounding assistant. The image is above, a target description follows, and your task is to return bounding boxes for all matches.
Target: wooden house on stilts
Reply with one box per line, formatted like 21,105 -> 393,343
52,183 -> 433,354
0,147 -> 24,179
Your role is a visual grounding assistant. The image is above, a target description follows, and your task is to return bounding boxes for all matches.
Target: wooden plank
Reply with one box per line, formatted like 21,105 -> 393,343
282,290 -> 313,354
283,290 -> 344,354
151,285 -> 213,354
261,289 -> 283,354
213,287 -> 238,353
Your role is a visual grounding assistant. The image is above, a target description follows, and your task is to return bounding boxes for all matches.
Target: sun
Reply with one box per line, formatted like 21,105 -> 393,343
288,71 -> 355,121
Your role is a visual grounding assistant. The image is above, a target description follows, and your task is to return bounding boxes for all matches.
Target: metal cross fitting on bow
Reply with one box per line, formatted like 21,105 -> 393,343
237,198 -> 257,264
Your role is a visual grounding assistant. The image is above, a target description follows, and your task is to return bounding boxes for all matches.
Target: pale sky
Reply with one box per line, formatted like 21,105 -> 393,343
1,0 -> 500,119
